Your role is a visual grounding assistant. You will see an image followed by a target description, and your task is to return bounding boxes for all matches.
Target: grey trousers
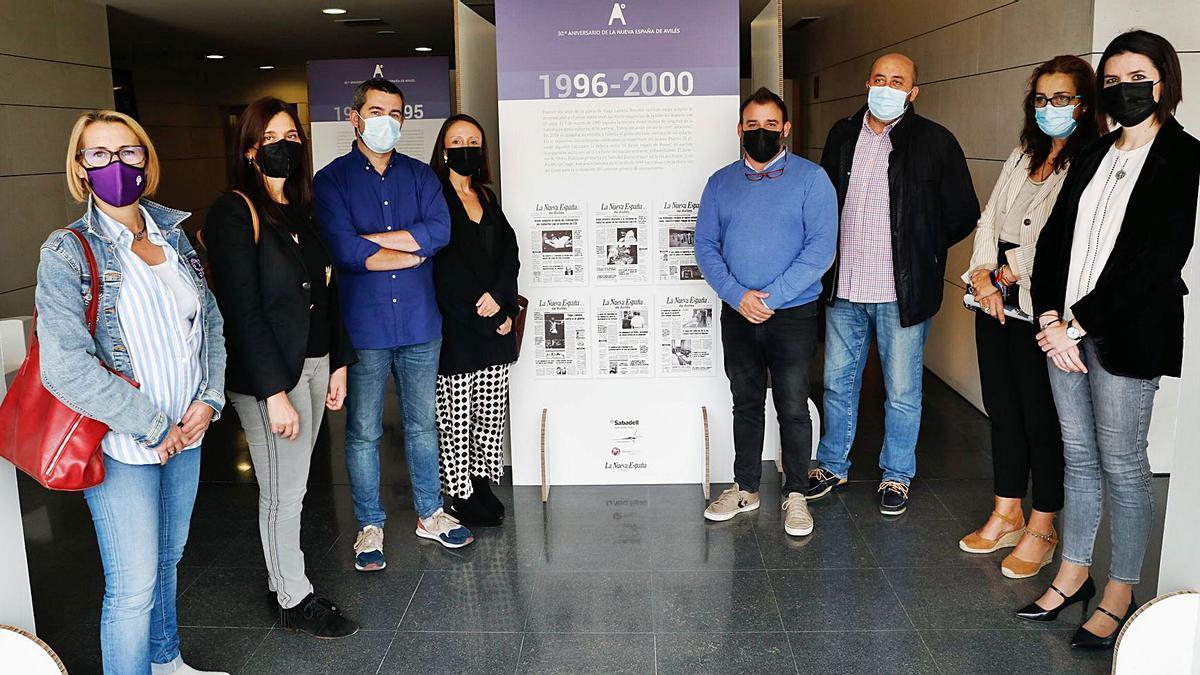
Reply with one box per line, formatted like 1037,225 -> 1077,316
229,355 -> 330,610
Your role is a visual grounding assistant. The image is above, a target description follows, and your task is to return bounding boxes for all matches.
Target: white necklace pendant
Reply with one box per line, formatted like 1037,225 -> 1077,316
1116,169 -> 1126,180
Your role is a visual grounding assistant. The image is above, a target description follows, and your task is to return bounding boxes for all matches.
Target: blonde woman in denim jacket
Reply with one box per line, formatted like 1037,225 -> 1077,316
35,110 -> 226,675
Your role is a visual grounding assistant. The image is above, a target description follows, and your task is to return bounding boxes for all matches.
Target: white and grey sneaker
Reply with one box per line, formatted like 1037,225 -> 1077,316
353,525 -> 386,571
782,492 -> 814,537
703,483 -> 760,522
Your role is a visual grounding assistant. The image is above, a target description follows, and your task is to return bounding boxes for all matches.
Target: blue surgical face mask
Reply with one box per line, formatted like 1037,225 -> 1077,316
358,114 -> 402,154
1035,104 -> 1078,139
867,85 -> 909,122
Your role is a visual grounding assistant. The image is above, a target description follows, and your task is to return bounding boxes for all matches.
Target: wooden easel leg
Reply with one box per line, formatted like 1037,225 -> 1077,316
540,408 -> 549,503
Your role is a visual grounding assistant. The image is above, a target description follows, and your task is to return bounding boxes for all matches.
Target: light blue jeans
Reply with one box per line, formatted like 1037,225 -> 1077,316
345,339 -> 444,525
83,448 -> 201,675
816,300 -> 930,484
1048,339 -> 1158,584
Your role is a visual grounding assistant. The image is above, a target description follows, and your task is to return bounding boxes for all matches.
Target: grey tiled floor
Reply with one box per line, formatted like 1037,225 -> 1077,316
20,362 -> 1166,674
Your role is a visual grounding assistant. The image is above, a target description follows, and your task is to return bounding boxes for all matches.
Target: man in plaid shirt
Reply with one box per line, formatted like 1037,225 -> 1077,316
806,54 -> 980,516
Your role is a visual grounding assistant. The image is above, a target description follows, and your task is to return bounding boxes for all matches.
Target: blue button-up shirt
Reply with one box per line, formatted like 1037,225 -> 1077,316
313,143 -> 451,349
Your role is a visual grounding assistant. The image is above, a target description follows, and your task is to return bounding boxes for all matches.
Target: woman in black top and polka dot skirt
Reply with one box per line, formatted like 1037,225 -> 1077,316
429,114 -> 520,527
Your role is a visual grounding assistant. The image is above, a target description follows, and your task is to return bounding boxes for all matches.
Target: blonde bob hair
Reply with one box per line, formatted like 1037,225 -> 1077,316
65,110 -> 160,202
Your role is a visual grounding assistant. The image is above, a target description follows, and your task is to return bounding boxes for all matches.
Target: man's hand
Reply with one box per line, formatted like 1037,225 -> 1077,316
361,230 -> 420,252
326,366 -> 348,411
738,290 -> 773,324
978,289 -> 1005,324
969,267 -> 993,292
179,401 -> 216,447
152,426 -> 188,465
477,292 -> 501,318
497,316 -> 513,335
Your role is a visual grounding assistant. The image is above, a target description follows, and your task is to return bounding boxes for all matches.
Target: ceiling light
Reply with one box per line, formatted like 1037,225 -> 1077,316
377,30 -> 396,36
414,46 -> 432,52
322,8 -> 346,14
259,65 -> 275,70
205,54 -> 224,59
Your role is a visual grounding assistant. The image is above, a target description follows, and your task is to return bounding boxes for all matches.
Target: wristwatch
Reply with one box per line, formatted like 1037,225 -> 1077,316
1066,321 -> 1084,341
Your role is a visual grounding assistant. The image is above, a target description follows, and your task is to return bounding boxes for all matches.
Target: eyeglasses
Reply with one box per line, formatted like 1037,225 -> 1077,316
745,153 -> 787,182
78,145 -> 147,168
1032,95 -> 1083,108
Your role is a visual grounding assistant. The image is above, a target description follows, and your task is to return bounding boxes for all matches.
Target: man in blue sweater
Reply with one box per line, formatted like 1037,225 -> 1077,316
696,87 -> 838,537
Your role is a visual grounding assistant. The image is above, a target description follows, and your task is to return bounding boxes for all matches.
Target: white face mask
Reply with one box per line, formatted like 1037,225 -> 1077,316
867,85 -> 909,122
358,114 -> 402,154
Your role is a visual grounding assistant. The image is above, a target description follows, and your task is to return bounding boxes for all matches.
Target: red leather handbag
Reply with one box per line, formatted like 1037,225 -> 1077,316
0,228 -> 137,491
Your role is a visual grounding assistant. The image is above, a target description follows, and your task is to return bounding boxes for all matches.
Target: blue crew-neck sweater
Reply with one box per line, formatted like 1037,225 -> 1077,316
695,151 -> 839,311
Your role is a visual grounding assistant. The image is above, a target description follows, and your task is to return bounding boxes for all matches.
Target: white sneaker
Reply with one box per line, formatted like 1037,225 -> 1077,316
353,525 -> 386,571
782,492 -> 814,536
416,508 -> 475,549
150,659 -> 228,675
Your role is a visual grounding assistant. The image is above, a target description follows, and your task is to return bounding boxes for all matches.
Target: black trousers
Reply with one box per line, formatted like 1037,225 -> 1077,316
721,301 -> 819,494
975,306 -> 1065,512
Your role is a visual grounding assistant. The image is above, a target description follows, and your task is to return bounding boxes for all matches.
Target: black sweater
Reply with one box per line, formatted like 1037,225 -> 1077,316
204,192 -> 356,399
1033,117 -> 1200,379
433,183 -> 520,375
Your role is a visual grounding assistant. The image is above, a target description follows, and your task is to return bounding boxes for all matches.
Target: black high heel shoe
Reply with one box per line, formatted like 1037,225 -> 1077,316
1071,597 -> 1137,650
1016,576 -> 1096,622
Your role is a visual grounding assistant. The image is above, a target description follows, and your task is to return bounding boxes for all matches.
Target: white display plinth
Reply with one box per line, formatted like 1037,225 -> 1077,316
0,317 -> 36,633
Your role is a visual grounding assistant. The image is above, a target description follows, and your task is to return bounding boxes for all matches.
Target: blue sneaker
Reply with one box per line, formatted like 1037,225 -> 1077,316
353,525 -> 386,571
416,509 -> 475,549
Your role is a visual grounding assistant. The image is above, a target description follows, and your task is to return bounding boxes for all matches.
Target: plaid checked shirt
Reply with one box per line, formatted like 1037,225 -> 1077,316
837,114 -> 900,303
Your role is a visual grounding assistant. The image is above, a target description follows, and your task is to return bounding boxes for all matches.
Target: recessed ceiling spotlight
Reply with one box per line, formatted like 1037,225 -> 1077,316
414,46 -> 432,52
377,30 -> 396,36
259,65 -> 275,69
322,8 -> 346,14
205,54 -> 224,59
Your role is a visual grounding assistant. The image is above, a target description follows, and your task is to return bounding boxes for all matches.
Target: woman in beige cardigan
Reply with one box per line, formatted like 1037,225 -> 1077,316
958,55 -> 1103,578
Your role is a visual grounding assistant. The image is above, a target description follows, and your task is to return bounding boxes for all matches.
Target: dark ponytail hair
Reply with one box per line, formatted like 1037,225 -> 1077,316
231,97 -> 313,233
1019,55 -> 1103,177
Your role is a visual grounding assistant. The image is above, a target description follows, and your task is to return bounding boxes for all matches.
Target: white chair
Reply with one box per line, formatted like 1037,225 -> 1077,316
1113,590 -> 1199,674
0,625 -> 66,674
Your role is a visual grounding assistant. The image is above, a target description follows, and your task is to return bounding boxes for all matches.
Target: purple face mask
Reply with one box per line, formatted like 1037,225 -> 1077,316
86,161 -> 146,207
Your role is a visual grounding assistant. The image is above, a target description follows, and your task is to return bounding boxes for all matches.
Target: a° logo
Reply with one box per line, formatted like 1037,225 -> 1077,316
373,64 -> 385,78
608,2 -> 626,26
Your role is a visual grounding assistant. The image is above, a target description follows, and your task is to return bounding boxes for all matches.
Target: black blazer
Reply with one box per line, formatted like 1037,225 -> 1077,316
433,183 -> 520,375
1033,117 -> 1200,379
819,104 -> 980,327
204,192 -> 356,399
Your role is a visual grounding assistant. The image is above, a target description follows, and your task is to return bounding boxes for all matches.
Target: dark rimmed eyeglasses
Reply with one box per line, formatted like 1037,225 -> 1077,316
78,145 -> 147,168
1032,94 -> 1083,108
744,153 -> 788,182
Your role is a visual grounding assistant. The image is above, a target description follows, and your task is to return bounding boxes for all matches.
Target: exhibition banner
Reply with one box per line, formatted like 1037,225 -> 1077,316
497,0 -> 740,485
307,56 -> 452,172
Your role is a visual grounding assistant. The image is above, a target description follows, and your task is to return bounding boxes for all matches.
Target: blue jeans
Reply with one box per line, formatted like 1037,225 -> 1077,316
84,448 -> 201,675
345,339 -> 443,525
816,300 -> 930,484
1048,339 -> 1158,584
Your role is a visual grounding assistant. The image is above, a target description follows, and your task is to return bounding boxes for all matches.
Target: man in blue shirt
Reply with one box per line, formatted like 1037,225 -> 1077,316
314,78 -> 473,569
695,87 -> 838,537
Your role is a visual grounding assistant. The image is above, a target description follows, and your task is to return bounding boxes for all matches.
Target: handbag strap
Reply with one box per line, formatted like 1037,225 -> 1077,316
231,190 -> 260,244
55,228 -> 101,336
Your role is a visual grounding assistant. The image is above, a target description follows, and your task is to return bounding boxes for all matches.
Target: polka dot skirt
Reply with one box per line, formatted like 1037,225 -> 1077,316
435,363 -> 511,499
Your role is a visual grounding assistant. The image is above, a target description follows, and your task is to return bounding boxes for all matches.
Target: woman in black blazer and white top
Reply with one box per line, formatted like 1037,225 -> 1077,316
429,114 -> 520,527
1019,31 -> 1199,651
204,98 -> 358,638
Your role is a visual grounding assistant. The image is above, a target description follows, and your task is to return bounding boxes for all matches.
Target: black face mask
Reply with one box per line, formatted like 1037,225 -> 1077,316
742,128 -> 782,163
255,139 -> 304,178
1102,81 -> 1158,128
446,146 -> 484,177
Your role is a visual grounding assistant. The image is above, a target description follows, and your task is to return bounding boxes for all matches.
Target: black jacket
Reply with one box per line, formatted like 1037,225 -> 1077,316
433,183 -> 521,375
203,193 -> 356,400
1032,117 -> 1200,379
819,105 -> 980,326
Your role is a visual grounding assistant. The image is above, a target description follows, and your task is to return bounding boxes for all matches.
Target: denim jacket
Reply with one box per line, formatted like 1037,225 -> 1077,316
34,197 -> 227,448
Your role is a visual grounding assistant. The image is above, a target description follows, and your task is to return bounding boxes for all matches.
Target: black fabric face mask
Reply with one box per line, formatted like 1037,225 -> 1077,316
742,128 -> 782,163
1102,81 -> 1158,128
446,146 -> 485,177
256,139 -> 304,178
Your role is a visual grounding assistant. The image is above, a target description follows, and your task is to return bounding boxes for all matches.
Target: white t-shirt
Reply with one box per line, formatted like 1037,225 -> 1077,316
1063,141 -> 1153,321
149,260 -> 200,331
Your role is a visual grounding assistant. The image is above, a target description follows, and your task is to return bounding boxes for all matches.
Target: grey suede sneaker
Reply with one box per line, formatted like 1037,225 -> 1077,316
703,484 -> 760,522
782,492 -> 814,536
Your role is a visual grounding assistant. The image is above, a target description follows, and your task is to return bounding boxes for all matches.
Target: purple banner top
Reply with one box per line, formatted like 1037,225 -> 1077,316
496,0 -> 739,101
307,56 -> 451,122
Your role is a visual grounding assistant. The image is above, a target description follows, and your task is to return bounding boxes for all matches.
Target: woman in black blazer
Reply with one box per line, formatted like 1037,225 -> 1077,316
429,114 -> 520,527
1018,31 -> 1199,651
203,98 -> 358,638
